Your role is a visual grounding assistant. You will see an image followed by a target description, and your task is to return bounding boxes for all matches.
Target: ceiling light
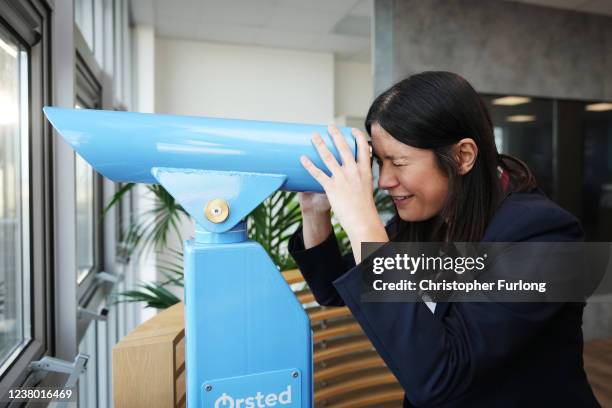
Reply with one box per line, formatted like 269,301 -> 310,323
492,96 -> 532,106
585,103 -> 612,112
506,115 -> 536,123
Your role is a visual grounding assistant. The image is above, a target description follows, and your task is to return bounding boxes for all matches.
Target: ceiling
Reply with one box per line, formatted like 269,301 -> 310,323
129,0 -> 612,63
129,0 -> 373,62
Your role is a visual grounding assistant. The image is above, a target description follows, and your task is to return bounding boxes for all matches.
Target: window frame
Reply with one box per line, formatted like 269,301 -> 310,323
74,25 -> 108,329
0,0 -> 53,392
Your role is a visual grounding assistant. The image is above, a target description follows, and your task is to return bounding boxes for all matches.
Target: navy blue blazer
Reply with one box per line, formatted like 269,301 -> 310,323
289,189 -> 600,407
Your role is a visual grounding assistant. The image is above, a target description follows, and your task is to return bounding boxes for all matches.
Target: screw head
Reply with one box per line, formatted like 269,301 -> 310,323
292,371 -> 299,378
205,384 -> 212,392
204,198 -> 230,223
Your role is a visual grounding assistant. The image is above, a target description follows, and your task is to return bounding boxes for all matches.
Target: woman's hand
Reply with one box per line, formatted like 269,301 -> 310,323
300,125 -> 388,263
298,192 -> 333,249
298,192 -> 331,216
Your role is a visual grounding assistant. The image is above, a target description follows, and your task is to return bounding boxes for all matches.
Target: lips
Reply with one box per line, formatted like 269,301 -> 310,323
391,194 -> 415,205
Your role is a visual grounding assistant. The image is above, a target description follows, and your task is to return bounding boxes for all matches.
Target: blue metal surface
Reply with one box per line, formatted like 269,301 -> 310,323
152,168 -> 287,233
43,107 -> 356,192
202,368 -> 301,407
185,239 -> 313,408
195,221 -> 248,244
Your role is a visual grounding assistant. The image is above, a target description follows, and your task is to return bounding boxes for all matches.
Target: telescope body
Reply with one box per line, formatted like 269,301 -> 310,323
43,107 -> 356,193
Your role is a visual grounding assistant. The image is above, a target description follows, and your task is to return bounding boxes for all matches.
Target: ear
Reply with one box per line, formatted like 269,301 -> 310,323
455,138 -> 478,175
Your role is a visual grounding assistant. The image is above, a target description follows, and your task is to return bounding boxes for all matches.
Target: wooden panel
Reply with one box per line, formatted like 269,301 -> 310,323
175,334 -> 185,375
316,356 -> 387,382
297,292 -> 315,304
328,388 -> 405,408
113,341 -> 175,407
314,339 -> 374,364
113,303 -> 185,408
309,307 -> 351,324
313,323 -> 362,342
175,366 -> 186,407
584,338 -> 612,408
315,373 -> 398,400
285,269 -> 404,407
281,269 -> 304,285
118,303 -> 184,343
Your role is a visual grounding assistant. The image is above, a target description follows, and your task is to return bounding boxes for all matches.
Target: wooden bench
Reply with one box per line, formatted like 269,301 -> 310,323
113,302 -> 186,408
114,269 -> 612,407
584,338 -> 612,407
285,270 -> 405,407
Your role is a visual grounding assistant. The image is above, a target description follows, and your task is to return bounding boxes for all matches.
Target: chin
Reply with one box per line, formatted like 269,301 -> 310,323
397,210 -> 422,222
397,207 -> 437,223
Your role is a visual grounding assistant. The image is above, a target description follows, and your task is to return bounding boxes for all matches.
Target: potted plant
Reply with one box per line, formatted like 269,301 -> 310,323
107,184 -> 393,309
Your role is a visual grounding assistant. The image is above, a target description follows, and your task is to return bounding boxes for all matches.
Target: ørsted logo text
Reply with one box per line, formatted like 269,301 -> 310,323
214,385 -> 292,408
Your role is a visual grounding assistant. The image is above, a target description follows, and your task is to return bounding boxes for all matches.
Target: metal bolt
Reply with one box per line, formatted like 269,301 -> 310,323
205,384 -> 212,392
292,371 -> 299,378
205,198 -> 230,223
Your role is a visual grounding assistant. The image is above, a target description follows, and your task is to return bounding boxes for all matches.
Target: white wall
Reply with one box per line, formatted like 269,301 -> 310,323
155,38 -> 335,124
334,60 -> 373,120
132,25 -> 158,323
142,37 -> 374,304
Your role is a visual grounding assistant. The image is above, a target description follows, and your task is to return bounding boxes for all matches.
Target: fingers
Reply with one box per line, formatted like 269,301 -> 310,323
300,155 -> 330,189
328,125 -> 356,168
311,132 -> 342,175
352,128 -> 373,174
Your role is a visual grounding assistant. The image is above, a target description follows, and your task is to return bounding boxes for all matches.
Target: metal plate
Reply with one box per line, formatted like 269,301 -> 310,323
202,368 -> 302,408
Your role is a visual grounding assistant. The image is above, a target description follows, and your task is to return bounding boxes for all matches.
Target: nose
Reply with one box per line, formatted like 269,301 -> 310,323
377,163 -> 399,190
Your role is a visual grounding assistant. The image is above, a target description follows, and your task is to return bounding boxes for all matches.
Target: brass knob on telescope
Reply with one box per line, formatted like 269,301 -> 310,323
205,199 -> 230,223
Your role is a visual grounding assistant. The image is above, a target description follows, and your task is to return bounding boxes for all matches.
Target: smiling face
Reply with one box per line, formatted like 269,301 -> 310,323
371,123 -> 449,222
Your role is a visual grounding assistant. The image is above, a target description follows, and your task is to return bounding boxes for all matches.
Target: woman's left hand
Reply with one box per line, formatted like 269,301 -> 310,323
300,125 -> 389,262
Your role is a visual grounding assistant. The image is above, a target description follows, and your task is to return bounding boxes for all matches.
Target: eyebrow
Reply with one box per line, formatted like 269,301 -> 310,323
369,142 -> 412,161
372,152 -> 411,161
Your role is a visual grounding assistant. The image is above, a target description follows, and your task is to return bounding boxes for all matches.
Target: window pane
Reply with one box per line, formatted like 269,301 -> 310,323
0,28 -> 30,368
483,96 -> 554,196
582,105 -> 612,241
75,0 -> 94,51
75,153 -> 95,284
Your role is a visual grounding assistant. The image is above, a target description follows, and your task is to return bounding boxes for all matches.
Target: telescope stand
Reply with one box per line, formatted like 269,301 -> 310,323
154,168 -> 313,408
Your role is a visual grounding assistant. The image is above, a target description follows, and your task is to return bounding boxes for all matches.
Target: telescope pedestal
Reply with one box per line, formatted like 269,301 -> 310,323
184,222 -> 312,407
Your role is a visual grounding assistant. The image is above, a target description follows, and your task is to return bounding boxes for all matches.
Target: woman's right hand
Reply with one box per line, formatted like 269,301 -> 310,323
298,192 -> 331,216
298,192 -> 333,248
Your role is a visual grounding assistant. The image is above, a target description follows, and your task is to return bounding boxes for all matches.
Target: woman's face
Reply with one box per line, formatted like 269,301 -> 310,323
371,123 -> 449,222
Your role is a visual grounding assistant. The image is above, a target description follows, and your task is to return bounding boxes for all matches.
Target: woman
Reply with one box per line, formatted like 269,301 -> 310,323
289,72 -> 600,407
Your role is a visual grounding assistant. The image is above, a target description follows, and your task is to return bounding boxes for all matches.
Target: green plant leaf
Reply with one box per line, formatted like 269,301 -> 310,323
114,282 -> 181,309
102,182 -> 135,218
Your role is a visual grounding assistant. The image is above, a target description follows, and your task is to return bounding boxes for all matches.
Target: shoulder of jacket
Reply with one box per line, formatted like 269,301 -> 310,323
484,189 -> 584,242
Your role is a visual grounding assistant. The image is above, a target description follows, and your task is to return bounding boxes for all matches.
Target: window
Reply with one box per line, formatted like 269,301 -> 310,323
74,25 -> 103,297
484,94 -> 612,242
75,150 -> 96,283
0,0 -> 52,393
582,104 -> 612,241
75,0 -> 94,53
73,104 -> 97,285
482,95 -> 554,196
0,25 -> 30,371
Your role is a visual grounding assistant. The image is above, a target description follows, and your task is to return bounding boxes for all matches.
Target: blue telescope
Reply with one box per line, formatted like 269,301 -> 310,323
44,107 -> 357,407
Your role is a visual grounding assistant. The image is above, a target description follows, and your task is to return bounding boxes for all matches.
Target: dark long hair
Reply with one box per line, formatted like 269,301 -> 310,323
366,71 -> 536,242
